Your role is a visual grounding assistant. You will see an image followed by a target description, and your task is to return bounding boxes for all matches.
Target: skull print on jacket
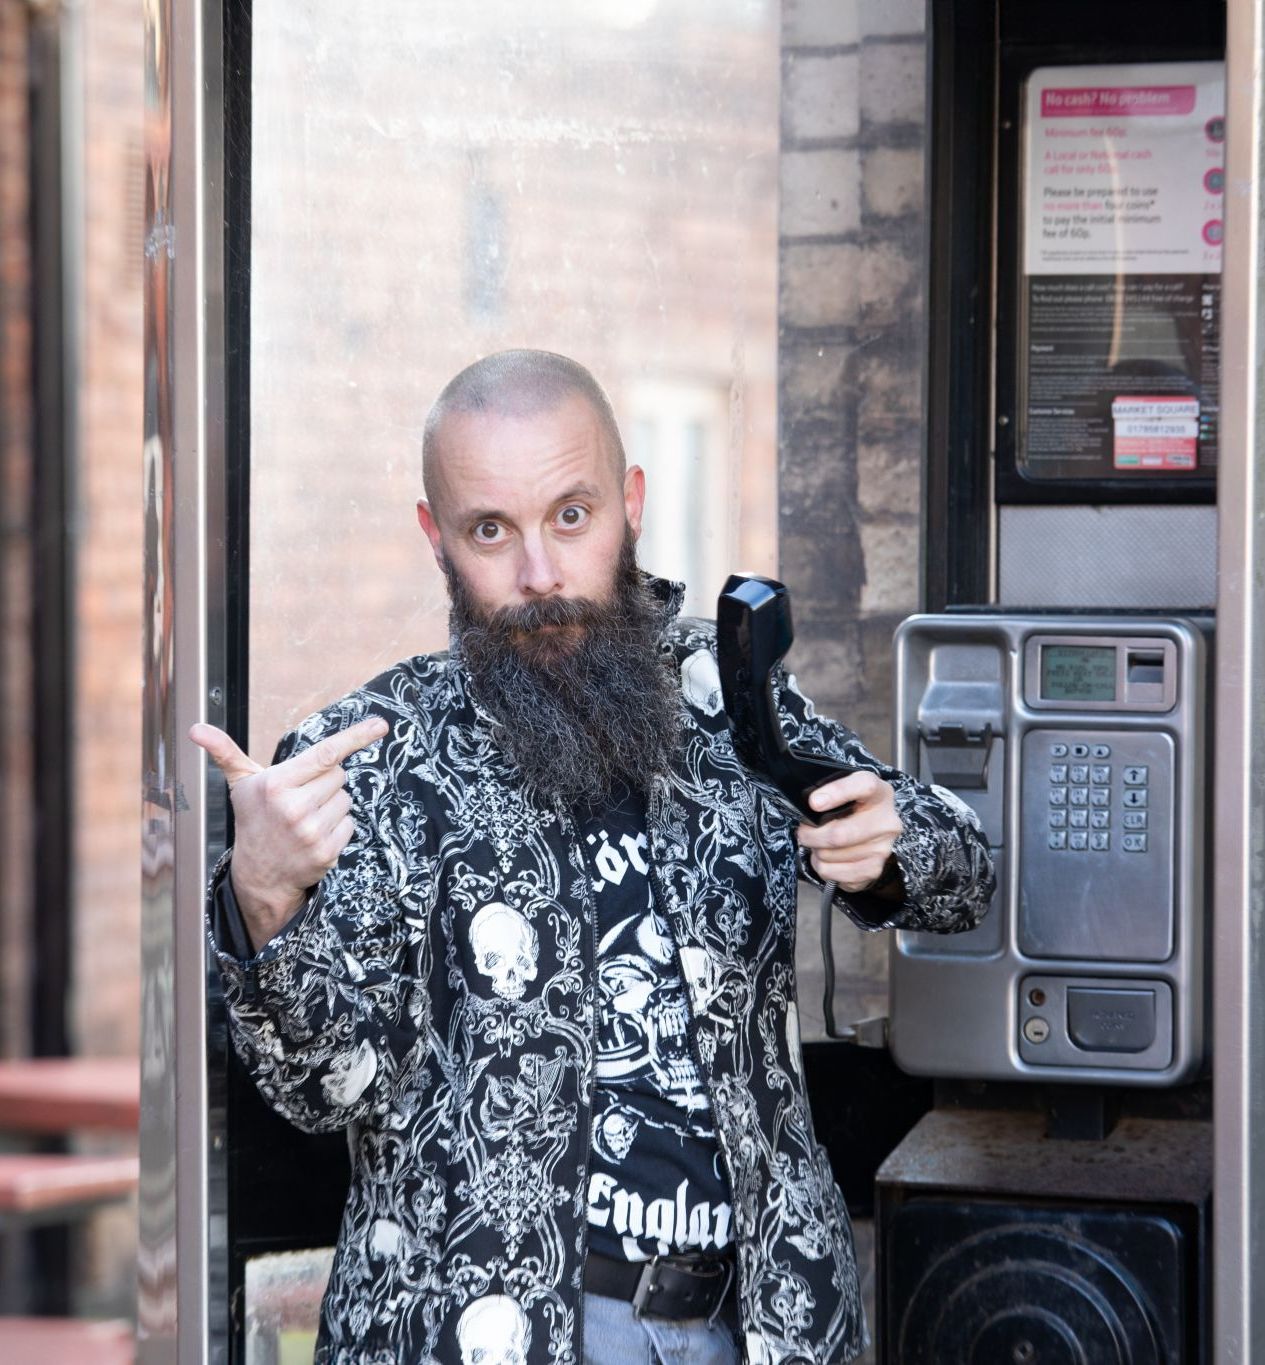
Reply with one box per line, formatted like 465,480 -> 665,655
208,578 -> 995,1364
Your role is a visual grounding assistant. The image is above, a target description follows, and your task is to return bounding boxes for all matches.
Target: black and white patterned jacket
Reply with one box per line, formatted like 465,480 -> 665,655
209,579 -> 994,1364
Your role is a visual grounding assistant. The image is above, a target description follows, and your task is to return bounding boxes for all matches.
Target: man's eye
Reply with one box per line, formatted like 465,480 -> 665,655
556,504 -> 589,529
472,521 -> 503,543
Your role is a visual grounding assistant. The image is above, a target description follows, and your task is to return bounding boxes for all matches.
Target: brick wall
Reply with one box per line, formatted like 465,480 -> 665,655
0,0 -> 34,1063
72,0 -> 144,1317
74,0 -> 143,1062
780,0 -> 929,1038
779,0 -> 926,745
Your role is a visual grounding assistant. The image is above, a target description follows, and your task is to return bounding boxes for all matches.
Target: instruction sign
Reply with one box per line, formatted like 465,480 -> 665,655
1020,62 -> 1223,481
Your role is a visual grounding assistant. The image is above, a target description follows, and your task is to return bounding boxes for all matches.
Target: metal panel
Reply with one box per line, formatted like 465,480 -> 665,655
890,613 -> 1209,1087
998,505 -> 1217,609
1214,1 -> 1265,1358
141,0 -> 227,1356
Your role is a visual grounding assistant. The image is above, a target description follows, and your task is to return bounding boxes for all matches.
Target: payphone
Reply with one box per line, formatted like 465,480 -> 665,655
891,613 -> 1210,1085
872,4 -> 1224,1360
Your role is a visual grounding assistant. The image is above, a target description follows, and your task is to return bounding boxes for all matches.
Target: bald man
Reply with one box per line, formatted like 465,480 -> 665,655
195,349 -> 994,1365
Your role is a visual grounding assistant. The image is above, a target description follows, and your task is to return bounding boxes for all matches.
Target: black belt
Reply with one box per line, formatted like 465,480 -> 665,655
584,1249 -> 736,1324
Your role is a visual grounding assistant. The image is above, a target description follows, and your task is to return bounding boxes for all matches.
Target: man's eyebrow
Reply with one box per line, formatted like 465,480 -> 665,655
461,504 -> 509,525
459,484 -> 604,523
553,482 -> 603,503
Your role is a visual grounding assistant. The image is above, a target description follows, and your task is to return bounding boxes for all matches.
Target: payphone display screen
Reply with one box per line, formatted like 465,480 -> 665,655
1040,645 -> 1117,702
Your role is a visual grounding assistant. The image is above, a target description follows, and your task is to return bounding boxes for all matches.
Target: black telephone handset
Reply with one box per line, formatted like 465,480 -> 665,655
717,573 -> 857,825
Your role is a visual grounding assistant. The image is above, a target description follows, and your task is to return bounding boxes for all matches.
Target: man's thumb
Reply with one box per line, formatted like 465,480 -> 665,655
189,722 -> 262,786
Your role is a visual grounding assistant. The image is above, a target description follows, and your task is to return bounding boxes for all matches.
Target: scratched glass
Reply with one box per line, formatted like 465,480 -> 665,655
244,1249 -> 333,1364
248,0 -> 779,752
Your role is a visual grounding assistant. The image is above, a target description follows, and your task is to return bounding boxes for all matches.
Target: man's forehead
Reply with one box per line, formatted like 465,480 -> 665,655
430,395 -> 619,512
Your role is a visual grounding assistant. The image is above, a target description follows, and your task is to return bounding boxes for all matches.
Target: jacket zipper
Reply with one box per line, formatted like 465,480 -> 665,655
645,855 -> 747,1348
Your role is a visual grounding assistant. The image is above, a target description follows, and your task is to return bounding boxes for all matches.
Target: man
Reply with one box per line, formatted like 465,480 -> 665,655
193,350 -> 994,1365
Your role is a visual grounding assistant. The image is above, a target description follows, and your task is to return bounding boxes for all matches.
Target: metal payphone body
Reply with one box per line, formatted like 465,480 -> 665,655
891,613 -> 1209,1086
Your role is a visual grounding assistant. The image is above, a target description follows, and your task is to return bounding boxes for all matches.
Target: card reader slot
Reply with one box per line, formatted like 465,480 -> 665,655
1127,650 -> 1165,686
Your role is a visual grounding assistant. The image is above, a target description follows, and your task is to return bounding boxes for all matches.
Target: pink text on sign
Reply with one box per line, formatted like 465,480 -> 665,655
1041,86 -> 1197,118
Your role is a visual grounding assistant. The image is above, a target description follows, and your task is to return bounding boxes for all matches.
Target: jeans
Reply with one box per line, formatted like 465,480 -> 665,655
582,1290 -> 741,1365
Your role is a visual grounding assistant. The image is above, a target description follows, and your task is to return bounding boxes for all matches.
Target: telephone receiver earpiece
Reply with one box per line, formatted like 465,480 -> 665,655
716,573 -> 857,825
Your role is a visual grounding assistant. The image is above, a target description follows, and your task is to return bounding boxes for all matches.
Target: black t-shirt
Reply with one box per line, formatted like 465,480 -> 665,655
579,786 -> 733,1262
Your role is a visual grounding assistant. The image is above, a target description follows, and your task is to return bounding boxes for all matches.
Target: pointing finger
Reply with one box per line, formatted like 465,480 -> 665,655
284,716 -> 389,784
189,722 -> 263,787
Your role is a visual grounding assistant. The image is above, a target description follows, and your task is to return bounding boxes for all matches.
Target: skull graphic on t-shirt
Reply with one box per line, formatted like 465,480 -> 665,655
596,902 -> 708,1112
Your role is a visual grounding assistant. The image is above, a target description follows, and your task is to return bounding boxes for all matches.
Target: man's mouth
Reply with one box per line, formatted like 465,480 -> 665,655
511,620 -> 584,656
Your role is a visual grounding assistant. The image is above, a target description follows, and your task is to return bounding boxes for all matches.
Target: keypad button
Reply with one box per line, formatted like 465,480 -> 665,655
1092,765 -> 1111,784
1049,831 -> 1068,850
1049,765 -> 1068,783
1069,787 -> 1088,806
1069,809 -> 1089,829
1070,743 -> 1090,758
1123,789 -> 1149,808
1090,810 -> 1109,829
1123,832 -> 1149,853
1091,743 -> 1111,758
1090,831 -> 1110,851
1070,765 -> 1089,784
1049,809 -> 1067,829
1050,787 -> 1068,806
1069,831 -> 1089,850
1090,787 -> 1110,807
1050,742 -> 1069,758
1123,810 -> 1148,830
1124,766 -> 1148,785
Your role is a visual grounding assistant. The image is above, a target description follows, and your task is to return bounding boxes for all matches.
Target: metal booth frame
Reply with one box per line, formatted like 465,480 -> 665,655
142,0 -> 1265,1358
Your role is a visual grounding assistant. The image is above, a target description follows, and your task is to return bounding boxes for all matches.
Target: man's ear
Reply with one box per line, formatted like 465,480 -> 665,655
623,465 -> 646,541
416,499 -> 447,569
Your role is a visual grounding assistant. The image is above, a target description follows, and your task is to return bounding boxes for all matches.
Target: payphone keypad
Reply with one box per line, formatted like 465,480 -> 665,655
1023,729 -> 1173,964
1045,741 -> 1156,855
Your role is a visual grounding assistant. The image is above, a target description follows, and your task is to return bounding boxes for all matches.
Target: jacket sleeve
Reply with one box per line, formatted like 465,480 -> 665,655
771,665 -> 996,934
205,701 -> 430,1133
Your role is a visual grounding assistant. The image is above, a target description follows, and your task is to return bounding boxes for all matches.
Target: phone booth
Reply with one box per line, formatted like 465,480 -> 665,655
139,0 -> 1265,1360
870,2 -> 1259,1362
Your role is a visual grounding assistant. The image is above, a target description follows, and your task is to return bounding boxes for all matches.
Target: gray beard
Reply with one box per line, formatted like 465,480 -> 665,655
447,537 -> 683,809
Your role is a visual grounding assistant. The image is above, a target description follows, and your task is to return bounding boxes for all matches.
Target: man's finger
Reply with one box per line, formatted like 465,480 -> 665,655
189,722 -> 263,786
286,762 -> 350,811
798,801 -> 898,847
807,769 -> 883,814
284,716 -> 390,783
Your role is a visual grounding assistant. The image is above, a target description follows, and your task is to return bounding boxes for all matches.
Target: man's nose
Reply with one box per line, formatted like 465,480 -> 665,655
517,534 -> 564,597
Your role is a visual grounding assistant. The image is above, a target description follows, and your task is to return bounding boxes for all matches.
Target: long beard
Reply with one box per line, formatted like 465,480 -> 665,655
448,535 -> 683,808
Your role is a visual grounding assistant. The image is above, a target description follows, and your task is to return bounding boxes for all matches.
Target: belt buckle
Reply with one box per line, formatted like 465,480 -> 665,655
631,1254 -> 735,1324
631,1255 -> 664,1320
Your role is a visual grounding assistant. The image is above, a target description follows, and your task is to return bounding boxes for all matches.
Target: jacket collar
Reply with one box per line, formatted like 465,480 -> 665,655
643,571 -> 686,635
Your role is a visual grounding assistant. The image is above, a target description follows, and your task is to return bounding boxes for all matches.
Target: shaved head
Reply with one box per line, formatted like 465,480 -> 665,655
423,350 -> 626,512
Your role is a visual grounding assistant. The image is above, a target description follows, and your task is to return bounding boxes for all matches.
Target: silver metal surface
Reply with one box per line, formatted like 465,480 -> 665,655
891,613 -> 1209,1087
1018,728 -> 1174,965
1214,1 -> 1265,1357
140,0 -> 224,1357
997,505 -> 1217,608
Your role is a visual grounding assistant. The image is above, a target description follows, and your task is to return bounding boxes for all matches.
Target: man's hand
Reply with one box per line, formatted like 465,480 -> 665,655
189,716 -> 389,950
795,770 -> 903,893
